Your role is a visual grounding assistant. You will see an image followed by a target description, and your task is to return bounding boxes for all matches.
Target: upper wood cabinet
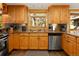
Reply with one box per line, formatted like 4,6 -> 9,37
60,6 -> 70,24
48,5 -> 70,24
7,5 -> 28,23
7,5 -> 16,23
48,6 -> 60,24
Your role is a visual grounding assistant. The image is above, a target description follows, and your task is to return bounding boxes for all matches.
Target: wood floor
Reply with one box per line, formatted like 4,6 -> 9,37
9,50 -> 68,56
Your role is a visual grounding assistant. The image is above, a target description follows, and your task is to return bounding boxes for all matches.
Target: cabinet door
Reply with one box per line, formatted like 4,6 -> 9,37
7,6 -> 15,23
39,37 -> 48,49
72,43 -> 76,56
20,36 -> 29,49
62,34 -> 65,49
13,34 -> 20,49
67,35 -> 76,56
29,37 -> 38,49
8,34 -> 14,52
77,44 -> 79,56
77,38 -> 79,56
53,7 -> 61,24
48,7 -> 52,24
15,6 -> 25,23
48,6 -> 61,24
60,7 -> 69,24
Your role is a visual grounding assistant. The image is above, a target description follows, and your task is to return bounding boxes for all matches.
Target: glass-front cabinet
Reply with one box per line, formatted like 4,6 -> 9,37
28,13 -> 48,32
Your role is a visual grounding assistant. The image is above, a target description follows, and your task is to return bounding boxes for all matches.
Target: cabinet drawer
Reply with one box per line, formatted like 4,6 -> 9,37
67,35 -> 76,42
70,38 -> 76,42
20,33 -> 29,36
39,33 -> 48,36
30,33 -> 38,36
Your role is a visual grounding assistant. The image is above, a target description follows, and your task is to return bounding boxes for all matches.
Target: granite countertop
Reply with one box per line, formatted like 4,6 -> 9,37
9,31 -> 63,34
66,31 -> 79,37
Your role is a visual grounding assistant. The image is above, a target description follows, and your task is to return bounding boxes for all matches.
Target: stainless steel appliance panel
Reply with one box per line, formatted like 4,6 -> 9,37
49,33 -> 61,50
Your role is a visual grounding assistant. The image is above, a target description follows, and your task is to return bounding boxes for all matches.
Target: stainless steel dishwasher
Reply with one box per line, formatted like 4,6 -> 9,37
48,33 -> 62,50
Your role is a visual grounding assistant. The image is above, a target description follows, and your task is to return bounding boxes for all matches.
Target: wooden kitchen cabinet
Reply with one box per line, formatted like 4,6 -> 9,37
7,5 -> 15,23
77,38 -> 79,56
60,6 -> 70,24
15,6 -> 28,23
8,32 -> 48,51
48,5 -> 69,24
29,36 -> 38,49
20,34 -> 29,49
62,33 -> 76,56
7,5 -> 28,23
68,35 -> 76,56
63,34 -> 69,54
8,33 -> 14,52
62,34 -> 70,54
77,44 -> 79,56
29,33 -> 48,49
62,33 -> 66,49
39,37 -> 48,49
48,6 -> 60,24
13,34 -> 20,49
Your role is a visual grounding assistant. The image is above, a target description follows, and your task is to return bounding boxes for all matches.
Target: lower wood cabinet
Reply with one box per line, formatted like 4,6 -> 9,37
29,36 -> 38,49
13,34 -> 20,49
77,38 -> 79,55
8,33 -> 48,52
62,33 -> 66,50
29,33 -> 48,49
20,36 -> 29,49
39,37 -> 48,49
67,35 -> 76,56
8,34 -> 14,52
68,42 -> 76,56
62,33 -> 77,56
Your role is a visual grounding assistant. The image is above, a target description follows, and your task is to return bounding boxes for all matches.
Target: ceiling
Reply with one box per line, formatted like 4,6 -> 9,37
6,3 -> 79,9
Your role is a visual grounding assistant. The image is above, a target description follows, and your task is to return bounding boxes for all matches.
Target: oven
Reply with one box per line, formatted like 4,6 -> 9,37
0,33 -> 8,56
